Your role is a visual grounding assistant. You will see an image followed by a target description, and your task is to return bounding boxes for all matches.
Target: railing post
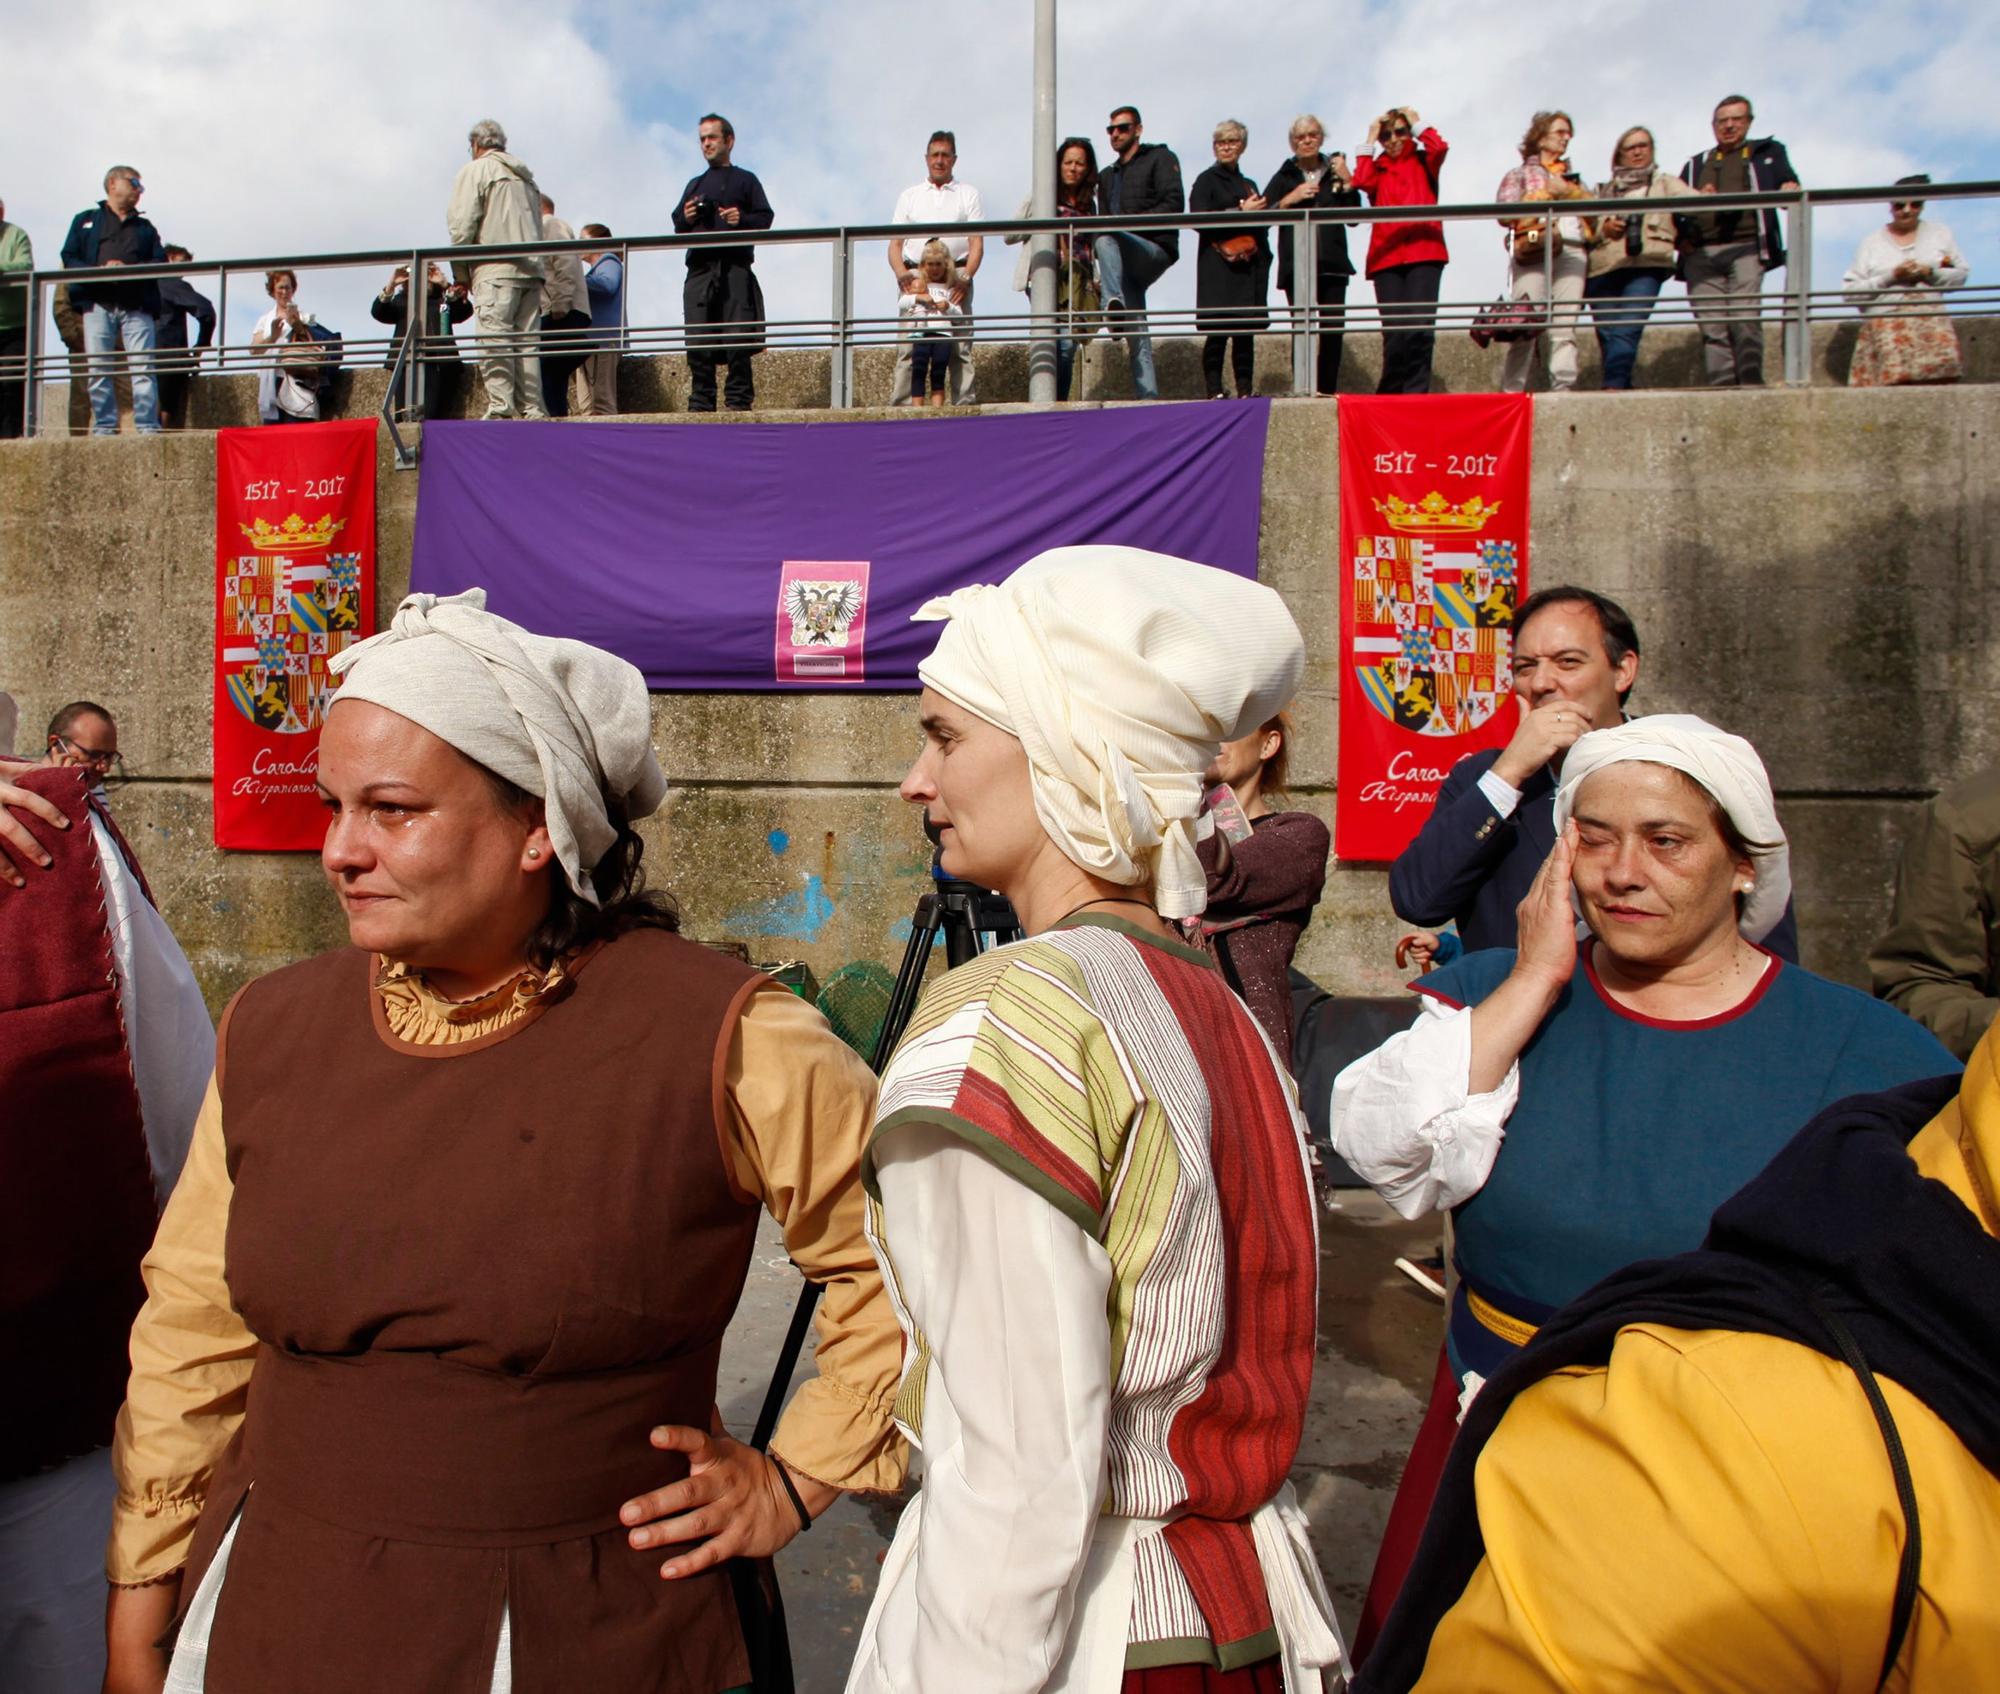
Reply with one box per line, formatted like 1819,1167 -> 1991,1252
1291,214 -> 1317,396
22,274 -> 40,439
406,250 -> 425,420
1785,195 -> 1812,387
829,232 -> 853,409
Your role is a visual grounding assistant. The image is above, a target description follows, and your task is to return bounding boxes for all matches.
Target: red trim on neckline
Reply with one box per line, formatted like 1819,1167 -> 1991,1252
1411,979 -> 1465,1010
1583,940 -> 1780,1031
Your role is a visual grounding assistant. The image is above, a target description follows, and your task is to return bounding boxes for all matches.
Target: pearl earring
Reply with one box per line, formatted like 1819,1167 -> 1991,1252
527,848 -> 541,860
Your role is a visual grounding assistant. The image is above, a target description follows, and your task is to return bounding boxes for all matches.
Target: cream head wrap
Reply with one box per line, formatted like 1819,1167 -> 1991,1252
327,589 -> 665,905
1552,713 -> 1790,943
914,546 -> 1305,920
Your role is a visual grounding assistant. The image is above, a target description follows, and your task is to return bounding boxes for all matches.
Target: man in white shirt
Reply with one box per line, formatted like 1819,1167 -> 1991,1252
887,132 -> 982,406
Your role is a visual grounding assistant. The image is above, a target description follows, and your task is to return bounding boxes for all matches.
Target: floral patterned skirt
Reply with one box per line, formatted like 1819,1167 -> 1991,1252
1851,292 -> 1963,387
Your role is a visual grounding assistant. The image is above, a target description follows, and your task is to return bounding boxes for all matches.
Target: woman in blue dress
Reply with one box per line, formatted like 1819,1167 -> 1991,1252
1332,715 -> 1957,1662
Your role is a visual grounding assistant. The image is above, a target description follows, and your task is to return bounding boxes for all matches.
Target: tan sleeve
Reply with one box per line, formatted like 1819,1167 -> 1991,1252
721,988 -> 909,1494
107,1076 -> 258,1585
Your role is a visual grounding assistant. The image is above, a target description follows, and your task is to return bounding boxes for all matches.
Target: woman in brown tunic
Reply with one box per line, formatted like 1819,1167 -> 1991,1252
1191,711 -> 1330,1065
103,591 -> 905,1694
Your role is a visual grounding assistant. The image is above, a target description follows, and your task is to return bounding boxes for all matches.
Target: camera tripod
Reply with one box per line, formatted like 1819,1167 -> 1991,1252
749,851 -> 1019,1451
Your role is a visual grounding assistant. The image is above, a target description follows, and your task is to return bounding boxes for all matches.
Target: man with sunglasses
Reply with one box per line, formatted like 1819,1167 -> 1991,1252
1094,106 -> 1183,400
1678,95 -> 1800,387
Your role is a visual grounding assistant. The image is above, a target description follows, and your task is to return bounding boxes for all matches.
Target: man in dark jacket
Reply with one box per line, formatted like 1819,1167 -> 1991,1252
370,262 -> 473,420
1093,106 -> 1183,400
671,113 -> 774,412
60,166 -> 167,435
1870,765 -> 2000,1060
153,246 -> 215,431
1678,95 -> 1800,387
1389,584 -> 1801,962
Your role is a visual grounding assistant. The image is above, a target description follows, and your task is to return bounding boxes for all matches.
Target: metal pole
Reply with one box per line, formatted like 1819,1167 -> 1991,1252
407,251 -> 426,419
1025,0 -> 1059,404
1785,195 -> 1812,386
830,233 -> 853,408
1291,214 -> 1318,395
22,275 -> 40,439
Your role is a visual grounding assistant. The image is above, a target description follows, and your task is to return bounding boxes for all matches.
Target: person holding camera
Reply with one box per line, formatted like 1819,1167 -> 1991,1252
369,262 -> 472,421
1351,107 -> 1449,394
1264,115 -> 1361,396
671,113 -> 774,413
1493,111 -> 1593,394
250,270 -> 332,425
1190,119 -> 1271,400
1582,127 -> 1695,390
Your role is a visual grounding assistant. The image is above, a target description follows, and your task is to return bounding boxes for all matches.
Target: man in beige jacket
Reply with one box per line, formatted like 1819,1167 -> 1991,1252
447,118 -> 548,419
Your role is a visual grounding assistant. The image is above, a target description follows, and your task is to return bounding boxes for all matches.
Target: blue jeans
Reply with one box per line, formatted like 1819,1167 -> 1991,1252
909,334 -> 951,397
83,304 -> 160,435
1585,268 -> 1666,390
1092,233 -> 1173,400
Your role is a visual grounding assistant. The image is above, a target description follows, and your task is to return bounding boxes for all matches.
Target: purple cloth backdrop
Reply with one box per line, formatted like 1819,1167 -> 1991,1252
409,402 -> 1269,690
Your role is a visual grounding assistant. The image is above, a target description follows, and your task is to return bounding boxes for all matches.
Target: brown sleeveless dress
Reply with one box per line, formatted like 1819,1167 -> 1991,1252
183,928 -> 768,1694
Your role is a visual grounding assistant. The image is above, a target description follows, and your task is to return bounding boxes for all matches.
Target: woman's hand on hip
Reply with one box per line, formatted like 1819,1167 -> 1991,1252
620,1423 -> 831,1578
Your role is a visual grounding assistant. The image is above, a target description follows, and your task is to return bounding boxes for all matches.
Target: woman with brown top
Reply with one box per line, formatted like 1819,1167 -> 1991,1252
1191,710 -> 1330,1065
103,590 -> 905,1694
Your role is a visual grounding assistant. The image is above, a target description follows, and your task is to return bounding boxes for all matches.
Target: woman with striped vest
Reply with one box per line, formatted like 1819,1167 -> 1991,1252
846,547 -> 1347,1694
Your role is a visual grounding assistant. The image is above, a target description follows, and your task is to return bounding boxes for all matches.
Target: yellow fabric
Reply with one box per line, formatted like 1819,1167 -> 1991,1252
107,971 -> 907,1586
1414,1024 -> 2000,1692
1466,1287 -> 1538,1350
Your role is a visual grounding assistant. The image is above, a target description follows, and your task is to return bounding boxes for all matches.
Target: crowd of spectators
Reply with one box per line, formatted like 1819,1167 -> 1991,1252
0,93 -> 1978,436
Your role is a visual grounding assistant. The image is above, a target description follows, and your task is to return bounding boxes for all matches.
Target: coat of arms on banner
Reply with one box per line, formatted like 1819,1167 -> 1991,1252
775,560 -> 870,684
219,543 -> 365,734
1351,495 -> 1518,738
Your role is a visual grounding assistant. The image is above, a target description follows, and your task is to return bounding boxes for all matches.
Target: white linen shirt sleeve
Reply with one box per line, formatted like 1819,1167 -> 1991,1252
1329,996 -> 1519,1220
862,1127 -> 1113,1694
1474,765 -> 1524,818
91,813 -> 214,1203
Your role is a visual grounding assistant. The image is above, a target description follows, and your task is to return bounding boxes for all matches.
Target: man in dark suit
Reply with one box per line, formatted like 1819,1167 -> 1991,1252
1390,585 -> 1800,961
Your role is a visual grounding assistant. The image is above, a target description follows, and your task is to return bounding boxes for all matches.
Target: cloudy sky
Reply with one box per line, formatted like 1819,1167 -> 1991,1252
7,0 -> 1996,360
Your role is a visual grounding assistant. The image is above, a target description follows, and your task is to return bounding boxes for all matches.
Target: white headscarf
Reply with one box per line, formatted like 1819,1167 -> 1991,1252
327,589 -> 665,904
1552,713 -> 1790,943
914,546 -> 1305,919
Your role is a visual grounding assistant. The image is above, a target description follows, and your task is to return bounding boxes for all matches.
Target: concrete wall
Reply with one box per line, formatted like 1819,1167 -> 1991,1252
3,387 -> 1995,1018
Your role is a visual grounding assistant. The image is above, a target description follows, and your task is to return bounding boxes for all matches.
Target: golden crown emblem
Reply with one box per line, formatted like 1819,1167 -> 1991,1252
239,513 -> 346,553
1373,492 -> 1502,534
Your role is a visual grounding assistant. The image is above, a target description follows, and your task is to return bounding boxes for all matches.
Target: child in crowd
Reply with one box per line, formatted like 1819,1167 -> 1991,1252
900,239 -> 960,406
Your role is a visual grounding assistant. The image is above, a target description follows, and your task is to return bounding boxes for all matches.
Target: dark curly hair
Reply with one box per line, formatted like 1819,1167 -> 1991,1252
483,770 -> 679,969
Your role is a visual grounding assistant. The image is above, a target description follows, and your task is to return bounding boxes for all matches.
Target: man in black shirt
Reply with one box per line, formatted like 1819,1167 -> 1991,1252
670,114 -> 774,412
60,166 -> 167,435
153,246 -> 215,430
1093,105 -> 1183,401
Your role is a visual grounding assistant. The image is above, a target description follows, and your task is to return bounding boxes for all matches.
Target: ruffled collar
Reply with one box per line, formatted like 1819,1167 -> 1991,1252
371,954 -> 574,1046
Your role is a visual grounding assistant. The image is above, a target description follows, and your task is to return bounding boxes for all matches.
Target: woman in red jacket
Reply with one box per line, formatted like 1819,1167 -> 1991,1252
1351,107 -> 1450,393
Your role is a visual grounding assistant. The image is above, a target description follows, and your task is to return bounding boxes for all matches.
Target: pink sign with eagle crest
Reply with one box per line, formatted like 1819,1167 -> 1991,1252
775,560 -> 870,683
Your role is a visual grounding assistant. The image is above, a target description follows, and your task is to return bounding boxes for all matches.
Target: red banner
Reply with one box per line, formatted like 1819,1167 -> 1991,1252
1335,395 -> 1532,861
213,420 -> 378,849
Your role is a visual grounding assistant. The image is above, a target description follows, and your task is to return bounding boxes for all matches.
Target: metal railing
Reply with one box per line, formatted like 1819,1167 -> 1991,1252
4,179 -> 1993,454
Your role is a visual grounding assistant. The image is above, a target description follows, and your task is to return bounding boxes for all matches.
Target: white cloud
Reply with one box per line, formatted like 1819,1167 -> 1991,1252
6,0 -> 1993,372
